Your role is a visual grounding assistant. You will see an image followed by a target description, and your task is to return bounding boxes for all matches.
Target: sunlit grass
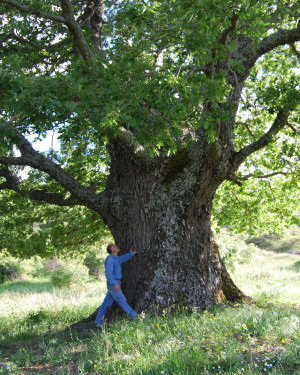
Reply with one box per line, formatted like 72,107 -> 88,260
3,304 -> 299,374
0,248 -> 299,374
232,250 -> 300,308
0,277 -> 106,344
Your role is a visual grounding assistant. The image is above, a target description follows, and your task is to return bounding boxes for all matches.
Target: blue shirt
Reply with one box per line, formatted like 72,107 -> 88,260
105,253 -> 135,286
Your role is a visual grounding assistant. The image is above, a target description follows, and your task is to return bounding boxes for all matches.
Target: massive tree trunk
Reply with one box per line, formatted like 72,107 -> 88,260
91,137 -> 249,319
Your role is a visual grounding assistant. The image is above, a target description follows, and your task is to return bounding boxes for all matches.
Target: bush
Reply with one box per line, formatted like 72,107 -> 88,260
216,228 -> 259,271
44,257 -> 61,274
50,261 -> 89,288
0,258 -> 22,284
21,256 -> 46,278
84,250 -> 103,277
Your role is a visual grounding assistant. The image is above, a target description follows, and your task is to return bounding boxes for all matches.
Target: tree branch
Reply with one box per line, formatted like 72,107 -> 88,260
218,13 -> 239,45
3,31 -> 71,51
228,171 -> 288,185
180,65 -> 212,81
0,166 -> 80,206
0,123 -> 106,212
59,0 -> 94,59
0,0 -> 65,23
77,0 -> 105,51
290,42 -> 300,61
232,109 -> 290,170
236,121 -> 256,139
0,165 -> 21,192
255,28 -> 300,59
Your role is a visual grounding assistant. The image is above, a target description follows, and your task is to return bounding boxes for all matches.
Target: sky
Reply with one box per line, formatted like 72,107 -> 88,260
29,130 -> 60,153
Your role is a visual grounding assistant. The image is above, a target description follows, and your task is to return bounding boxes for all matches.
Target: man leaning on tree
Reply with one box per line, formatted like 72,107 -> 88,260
95,244 -> 137,327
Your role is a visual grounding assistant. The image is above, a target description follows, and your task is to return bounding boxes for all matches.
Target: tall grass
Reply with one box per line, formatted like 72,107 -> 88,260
0,277 -> 106,344
232,250 -> 300,308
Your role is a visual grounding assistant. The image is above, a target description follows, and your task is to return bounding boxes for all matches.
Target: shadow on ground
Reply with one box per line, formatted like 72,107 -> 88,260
0,280 -> 53,295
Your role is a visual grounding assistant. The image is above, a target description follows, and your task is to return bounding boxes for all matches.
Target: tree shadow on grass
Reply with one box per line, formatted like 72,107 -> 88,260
0,279 -> 53,295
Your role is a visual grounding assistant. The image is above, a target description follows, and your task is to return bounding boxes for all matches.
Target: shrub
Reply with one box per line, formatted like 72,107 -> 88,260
50,261 -> 89,288
0,258 -> 22,284
21,256 -> 45,278
84,250 -> 103,277
216,228 -> 259,271
44,257 -> 61,274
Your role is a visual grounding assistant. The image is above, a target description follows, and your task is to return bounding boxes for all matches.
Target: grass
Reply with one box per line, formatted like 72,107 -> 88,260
0,246 -> 300,374
232,250 -> 300,308
248,225 -> 300,253
0,277 -> 106,344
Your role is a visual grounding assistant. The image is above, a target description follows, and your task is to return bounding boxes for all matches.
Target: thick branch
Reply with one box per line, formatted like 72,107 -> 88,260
0,125 -> 106,212
0,0 -> 65,23
0,166 -> 80,205
0,166 -> 20,191
59,0 -> 94,60
232,109 -> 290,170
77,0 -> 105,51
22,190 -> 79,206
256,28 -> 300,59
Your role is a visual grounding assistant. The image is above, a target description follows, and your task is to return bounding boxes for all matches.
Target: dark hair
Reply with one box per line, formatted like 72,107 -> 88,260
107,244 -> 113,254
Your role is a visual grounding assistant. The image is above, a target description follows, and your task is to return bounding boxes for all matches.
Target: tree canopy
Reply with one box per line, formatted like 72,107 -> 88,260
0,0 -> 299,257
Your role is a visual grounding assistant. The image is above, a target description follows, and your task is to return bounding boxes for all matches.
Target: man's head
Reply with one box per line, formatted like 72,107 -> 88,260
107,243 -> 113,254
107,244 -> 120,255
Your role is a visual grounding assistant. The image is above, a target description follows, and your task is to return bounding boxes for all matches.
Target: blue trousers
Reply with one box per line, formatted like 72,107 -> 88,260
95,283 -> 137,326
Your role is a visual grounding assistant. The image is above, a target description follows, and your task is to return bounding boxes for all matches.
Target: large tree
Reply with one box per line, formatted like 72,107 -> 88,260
0,0 -> 299,312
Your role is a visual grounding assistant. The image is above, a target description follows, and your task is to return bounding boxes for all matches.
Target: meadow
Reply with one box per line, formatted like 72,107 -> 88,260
0,230 -> 299,374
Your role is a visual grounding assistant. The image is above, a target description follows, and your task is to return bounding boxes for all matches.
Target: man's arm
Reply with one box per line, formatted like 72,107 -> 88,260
105,257 -> 118,285
119,251 -> 136,264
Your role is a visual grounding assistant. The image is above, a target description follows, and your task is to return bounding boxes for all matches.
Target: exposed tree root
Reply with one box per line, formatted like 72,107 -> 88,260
211,236 -> 253,304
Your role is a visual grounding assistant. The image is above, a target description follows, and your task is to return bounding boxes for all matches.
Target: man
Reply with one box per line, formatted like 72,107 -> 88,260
95,243 -> 138,327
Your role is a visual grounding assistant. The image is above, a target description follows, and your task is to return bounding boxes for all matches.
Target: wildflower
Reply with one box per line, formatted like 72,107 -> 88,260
161,372 -> 165,374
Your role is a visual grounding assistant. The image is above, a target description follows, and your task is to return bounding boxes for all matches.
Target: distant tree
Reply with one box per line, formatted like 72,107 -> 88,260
0,0 -> 299,315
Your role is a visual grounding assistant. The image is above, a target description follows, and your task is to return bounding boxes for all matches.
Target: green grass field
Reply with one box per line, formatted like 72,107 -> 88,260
0,240 -> 299,374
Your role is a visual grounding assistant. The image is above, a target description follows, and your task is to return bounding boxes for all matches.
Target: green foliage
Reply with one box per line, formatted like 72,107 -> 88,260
21,256 -> 48,278
0,0 -> 299,257
216,228 -> 259,271
0,189 -> 110,257
213,177 -> 300,235
0,256 -> 22,284
50,261 -> 89,288
84,249 -> 104,278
